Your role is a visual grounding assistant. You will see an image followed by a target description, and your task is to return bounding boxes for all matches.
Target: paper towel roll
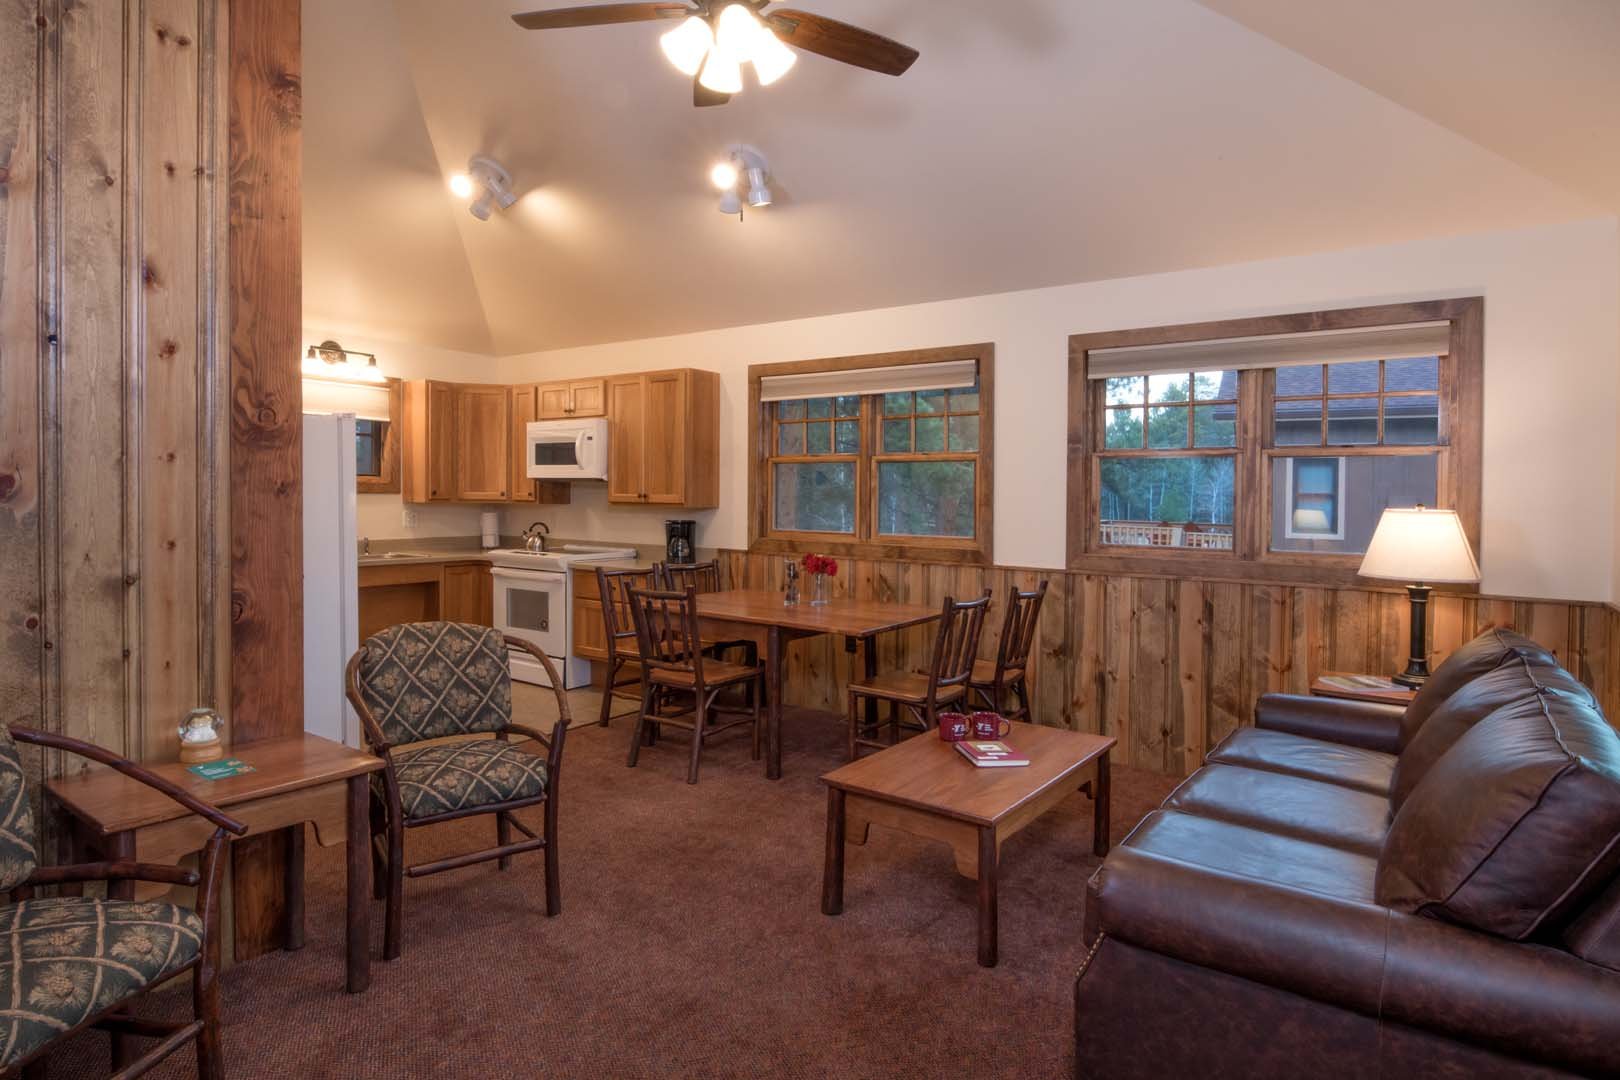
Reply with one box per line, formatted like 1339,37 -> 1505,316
480,511 -> 500,549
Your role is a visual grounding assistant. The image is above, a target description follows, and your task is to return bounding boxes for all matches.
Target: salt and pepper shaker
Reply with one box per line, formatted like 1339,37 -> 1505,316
783,559 -> 801,605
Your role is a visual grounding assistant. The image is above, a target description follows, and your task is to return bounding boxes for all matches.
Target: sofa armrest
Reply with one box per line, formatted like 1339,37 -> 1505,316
1254,693 -> 1404,753
1381,910 -> 1620,1078
1087,846 -> 1388,1014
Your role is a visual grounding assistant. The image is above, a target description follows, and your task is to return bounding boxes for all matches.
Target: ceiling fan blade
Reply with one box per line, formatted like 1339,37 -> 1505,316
693,70 -> 731,108
512,3 -> 691,30
764,9 -> 919,76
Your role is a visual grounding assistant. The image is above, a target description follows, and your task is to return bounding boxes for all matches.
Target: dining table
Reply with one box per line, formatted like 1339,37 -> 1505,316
693,589 -> 944,779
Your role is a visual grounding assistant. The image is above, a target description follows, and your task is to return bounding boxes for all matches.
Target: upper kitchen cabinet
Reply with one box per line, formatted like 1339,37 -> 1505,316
606,369 -> 720,507
537,378 -> 607,420
454,385 -> 512,501
402,380 -> 568,505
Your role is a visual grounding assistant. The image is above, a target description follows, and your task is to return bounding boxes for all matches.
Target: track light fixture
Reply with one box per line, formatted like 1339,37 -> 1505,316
710,144 -> 772,218
447,156 -> 518,221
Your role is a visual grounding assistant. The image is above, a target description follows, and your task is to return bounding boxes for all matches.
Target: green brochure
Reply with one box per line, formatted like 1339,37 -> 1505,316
186,758 -> 255,780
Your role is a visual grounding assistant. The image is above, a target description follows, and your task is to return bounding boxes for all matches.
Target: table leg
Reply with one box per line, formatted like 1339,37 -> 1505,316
766,625 -> 784,780
862,635 -> 879,734
345,775 -> 371,993
284,824 -> 306,951
1093,751 -> 1111,857
106,830 -> 136,1068
977,826 -> 999,968
821,788 -> 846,916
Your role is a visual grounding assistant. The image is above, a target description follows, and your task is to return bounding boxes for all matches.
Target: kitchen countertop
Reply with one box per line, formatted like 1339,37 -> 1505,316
356,539 -> 709,573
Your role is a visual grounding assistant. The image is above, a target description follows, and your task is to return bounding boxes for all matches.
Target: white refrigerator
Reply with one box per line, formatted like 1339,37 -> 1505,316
302,412 -> 361,747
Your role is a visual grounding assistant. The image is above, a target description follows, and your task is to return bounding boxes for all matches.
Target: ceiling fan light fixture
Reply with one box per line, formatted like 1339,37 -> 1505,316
697,49 -> 743,95
750,26 -> 797,86
714,4 -> 761,57
660,15 -> 713,77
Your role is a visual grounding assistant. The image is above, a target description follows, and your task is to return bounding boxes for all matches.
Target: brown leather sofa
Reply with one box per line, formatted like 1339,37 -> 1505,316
1075,628 -> 1620,1079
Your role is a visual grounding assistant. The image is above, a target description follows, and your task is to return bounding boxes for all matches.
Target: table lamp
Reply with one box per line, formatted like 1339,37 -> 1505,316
1358,506 -> 1480,688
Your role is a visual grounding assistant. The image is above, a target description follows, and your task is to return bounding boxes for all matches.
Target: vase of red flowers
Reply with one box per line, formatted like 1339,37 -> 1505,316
802,553 -> 838,606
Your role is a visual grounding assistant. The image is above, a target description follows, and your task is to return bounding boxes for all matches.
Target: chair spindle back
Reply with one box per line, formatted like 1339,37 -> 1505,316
926,590 -> 993,709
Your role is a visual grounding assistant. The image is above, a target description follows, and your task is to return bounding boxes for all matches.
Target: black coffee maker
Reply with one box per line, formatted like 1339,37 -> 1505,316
665,519 -> 696,563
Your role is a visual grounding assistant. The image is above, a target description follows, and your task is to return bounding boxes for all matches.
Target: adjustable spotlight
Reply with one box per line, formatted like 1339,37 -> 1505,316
451,156 -> 518,221
710,144 -> 772,217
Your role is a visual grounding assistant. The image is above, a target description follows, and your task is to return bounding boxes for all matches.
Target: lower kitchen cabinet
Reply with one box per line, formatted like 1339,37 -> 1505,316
358,560 -> 493,642
441,562 -> 494,625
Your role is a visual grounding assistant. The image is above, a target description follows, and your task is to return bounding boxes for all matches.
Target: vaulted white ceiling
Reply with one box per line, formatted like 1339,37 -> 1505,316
302,0 -> 1612,356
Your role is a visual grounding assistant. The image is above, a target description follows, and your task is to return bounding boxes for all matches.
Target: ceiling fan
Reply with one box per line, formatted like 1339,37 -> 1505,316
511,2 -> 920,107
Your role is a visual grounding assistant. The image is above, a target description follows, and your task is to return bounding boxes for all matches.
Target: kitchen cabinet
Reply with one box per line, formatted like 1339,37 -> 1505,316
537,378 -> 606,420
402,381 -> 569,505
403,381 -> 456,502
441,562 -> 493,625
606,368 -> 719,508
453,385 -> 512,502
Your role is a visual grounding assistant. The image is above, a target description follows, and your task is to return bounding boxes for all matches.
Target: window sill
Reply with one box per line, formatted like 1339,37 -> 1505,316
750,535 -> 993,567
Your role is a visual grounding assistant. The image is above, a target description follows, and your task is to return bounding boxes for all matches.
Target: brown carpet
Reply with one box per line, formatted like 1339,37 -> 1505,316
47,708 -> 1176,1079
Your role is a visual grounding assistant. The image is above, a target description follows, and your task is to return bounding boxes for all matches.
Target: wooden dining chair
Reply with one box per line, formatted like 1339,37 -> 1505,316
847,590 -> 992,759
0,725 -> 247,1079
657,560 -> 760,700
346,622 -> 570,962
597,566 -> 661,728
970,580 -> 1049,722
625,585 -> 764,784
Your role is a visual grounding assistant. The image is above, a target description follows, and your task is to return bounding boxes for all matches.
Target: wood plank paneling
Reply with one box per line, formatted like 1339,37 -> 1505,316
721,549 -> 1620,778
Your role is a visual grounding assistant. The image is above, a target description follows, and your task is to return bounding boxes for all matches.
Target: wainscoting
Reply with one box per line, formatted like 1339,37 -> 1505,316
717,550 -> 1620,778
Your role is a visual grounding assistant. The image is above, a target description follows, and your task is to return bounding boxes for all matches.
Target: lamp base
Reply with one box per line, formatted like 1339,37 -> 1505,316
1392,583 -> 1434,691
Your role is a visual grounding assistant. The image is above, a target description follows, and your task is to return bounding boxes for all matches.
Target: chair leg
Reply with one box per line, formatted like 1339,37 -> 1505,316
847,689 -> 860,761
497,811 -> 513,871
194,925 -> 223,1080
384,812 -> 404,963
599,659 -> 618,727
888,700 -> 900,746
687,691 -> 708,785
1012,680 -> 1031,722
370,834 -> 388,902
625,683 -> 651,767
543,796 -> 561,917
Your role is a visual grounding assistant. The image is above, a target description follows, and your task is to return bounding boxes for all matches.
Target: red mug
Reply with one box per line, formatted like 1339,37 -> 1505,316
970,712 -> 1011,740
937,712 -> 970,742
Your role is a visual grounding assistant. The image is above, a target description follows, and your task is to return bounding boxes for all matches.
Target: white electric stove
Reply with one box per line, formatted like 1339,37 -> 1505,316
489,544 -> 638,689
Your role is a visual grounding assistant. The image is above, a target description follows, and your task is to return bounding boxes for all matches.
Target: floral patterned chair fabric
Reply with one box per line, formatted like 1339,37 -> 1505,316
388,740 -> 548,819
0,728 -> 38,891
356,622 -> 513,746
0,897 -> 203,1068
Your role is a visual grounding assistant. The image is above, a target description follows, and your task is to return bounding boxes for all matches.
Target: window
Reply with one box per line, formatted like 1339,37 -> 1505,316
1067,300 -> 1482,585
301,376 -> 402,494
355,419 -> 388,478
750,346 -> 993,563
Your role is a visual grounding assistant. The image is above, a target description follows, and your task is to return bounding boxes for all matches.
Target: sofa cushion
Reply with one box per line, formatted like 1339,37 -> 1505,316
1205,728 -> 1396,797
0,896 -> 203,1068
1398,627 -> 1554,748
1164,764 -> 1390,856
1390,659 -> 1596,810
1376,693 -> 1620,939
1123,810 -> 1379,903
0,728 -> 36,892
1563,871 -> 1620,972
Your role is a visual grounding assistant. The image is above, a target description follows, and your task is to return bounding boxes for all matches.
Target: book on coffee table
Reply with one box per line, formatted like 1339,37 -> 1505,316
955,741 -> 1031,768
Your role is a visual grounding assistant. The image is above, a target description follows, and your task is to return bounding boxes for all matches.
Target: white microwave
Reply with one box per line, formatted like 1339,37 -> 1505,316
526,418 -> 609,481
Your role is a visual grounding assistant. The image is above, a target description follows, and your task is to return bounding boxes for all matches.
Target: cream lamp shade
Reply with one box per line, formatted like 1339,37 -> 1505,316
1358,507 -> 1480,584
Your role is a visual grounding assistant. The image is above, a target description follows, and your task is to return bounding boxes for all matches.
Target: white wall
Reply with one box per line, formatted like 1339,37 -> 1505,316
497,218 -> 1620,604
301,328 -> 504,542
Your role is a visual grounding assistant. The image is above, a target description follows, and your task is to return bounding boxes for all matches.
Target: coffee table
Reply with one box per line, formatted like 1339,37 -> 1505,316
820,722 -> 1115,967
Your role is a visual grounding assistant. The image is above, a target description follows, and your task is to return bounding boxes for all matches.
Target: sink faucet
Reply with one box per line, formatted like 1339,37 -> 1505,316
522,521 -> 551,553
361,536 -> 371,556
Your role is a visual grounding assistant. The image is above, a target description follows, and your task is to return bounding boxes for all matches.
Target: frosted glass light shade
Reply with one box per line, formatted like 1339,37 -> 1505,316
698,50 -> 743,94
1358,507 -> 1479,584
713,4 -> 759,56
751,27 -> 797,85
660,16 -> 714,76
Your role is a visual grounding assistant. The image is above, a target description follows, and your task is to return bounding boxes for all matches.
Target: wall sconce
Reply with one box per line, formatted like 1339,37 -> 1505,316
302,340 -> 385,384
448,156 -> 519,221
710,143 -> 773,217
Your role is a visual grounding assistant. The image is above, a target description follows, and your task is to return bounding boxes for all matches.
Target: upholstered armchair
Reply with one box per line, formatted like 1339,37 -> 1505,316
345,622 -> 570,962
0,724 -> 246,1079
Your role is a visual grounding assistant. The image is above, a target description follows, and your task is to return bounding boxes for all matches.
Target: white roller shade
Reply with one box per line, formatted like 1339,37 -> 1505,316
1087,321 -> 1450,380
302,378 -> 391,421
760,359 -> 977,403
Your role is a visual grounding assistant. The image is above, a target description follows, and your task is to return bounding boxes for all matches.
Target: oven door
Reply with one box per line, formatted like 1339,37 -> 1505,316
491,568 -> 568,684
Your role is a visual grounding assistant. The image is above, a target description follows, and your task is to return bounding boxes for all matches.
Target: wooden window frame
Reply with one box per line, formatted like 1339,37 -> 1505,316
749,344 -> 994,565
1067,299 -> 1482,587
355,377 -> 403,495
